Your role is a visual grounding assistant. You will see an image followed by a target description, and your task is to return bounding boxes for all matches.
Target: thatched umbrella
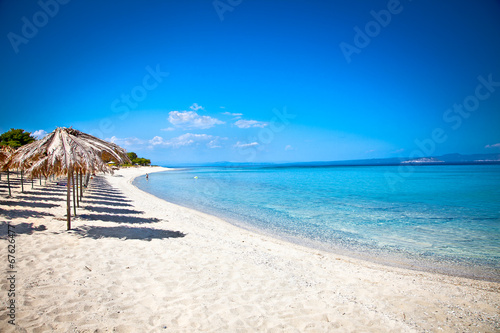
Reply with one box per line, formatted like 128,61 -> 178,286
0,146 -> 15,197
5,127 -> 131,229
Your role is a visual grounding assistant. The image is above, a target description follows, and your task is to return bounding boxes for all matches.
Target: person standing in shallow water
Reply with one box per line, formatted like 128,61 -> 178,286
146,173 -> 149,181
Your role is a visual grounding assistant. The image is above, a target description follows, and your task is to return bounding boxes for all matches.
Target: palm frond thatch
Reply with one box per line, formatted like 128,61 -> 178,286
4,127 -> 131,229
5,127 -> 130,177
0,145 -> 16,197
0,145 -> 15,166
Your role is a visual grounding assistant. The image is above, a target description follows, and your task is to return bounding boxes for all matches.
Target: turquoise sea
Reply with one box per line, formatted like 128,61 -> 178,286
134,165 -> 500,281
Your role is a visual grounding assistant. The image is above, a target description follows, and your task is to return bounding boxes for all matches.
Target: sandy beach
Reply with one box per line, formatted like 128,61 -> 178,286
0,166 -> 499,332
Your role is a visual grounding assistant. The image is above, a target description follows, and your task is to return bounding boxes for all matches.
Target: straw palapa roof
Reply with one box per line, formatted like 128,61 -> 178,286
0,145 -> 15,166
4,127 -> 131,177
3,127 -> 131,230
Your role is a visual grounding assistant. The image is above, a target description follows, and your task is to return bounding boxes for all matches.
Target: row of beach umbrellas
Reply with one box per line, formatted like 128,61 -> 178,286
0,127 -> 131,230
0,145 -> 15,196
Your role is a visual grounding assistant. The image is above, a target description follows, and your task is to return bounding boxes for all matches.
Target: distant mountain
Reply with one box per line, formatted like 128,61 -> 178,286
164,161 -> 275,168
401,157 -> 444,164
438,153 -> 500,163
268,153 -> 500,167
164,153 -> 500,168
310,153 -> 500,167
401,153 -> 500,165
305,153 -> 500,167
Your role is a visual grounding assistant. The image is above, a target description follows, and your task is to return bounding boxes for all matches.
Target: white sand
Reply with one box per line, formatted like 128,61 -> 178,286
1,166 -> 499,332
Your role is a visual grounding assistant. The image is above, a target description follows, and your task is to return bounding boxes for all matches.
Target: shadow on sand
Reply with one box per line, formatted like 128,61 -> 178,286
0,221 -> 47,237
87,189 -> 123,196
0,208 -> 55,219
72,225 -> 185,241
78,213 -> 161,224
83,199 -> 134,207
12,195 -> 63,203
85,194 -> 132,202
84,206 -> 145,215
0,200 -> 59,209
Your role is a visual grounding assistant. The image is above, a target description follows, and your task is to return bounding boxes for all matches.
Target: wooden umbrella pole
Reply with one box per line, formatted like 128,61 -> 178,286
67,168 -> 71,230
21,170 -> 24,193
31,176 -> 34,189
80,172 -> 83,199
76,171 -> 79,208
72,172 -> 77,216
7,169 -> 11,197
85,172 -> 90,193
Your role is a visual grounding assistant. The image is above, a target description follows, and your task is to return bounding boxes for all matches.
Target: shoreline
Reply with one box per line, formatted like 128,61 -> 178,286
0,166 -> 499,331
132,168 -> 500,284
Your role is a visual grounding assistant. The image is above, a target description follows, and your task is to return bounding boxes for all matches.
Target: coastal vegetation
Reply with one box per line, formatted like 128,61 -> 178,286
0,128 -> 36,148
126,152 -> 151,166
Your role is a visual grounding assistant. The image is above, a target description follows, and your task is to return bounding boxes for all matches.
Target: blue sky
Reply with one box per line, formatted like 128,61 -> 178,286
1,0 -> 500,165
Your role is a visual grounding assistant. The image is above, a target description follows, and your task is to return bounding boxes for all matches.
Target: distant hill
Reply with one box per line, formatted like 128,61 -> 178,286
401,157 -> 444,164
401,153 -> 500,165
164,153 -> 500,168
286,153 -> 500,167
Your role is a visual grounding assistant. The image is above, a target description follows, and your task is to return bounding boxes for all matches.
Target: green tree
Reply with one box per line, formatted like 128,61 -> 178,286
0,128 -> 36,148
124,152 -> 151,166
127,152 -> 138,161
135,158 -> 151,166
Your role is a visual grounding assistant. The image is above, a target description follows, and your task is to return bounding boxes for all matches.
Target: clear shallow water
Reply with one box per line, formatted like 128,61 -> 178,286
134,165 -> 500,281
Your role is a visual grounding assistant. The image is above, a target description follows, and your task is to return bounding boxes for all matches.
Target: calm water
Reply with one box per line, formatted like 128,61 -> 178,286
134,165 -> 500,281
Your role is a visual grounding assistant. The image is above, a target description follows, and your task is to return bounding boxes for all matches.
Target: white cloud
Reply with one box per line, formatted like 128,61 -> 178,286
33,129 -> 47,139
150,133 -> 226,149
222,111 -> 243,119
234,119 -> 269,128
285,145 -> 293,151
107,136 -> 145,147
207,141 -> 221,148
168,111 -> 225,129
149,136 -> 164,146
485,143 -> 500,149
161,127 -> 176,131
170,133 -> 213,147
189,103 -> 204,111
234,141 -> 259,148
207,137 -> 227,149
